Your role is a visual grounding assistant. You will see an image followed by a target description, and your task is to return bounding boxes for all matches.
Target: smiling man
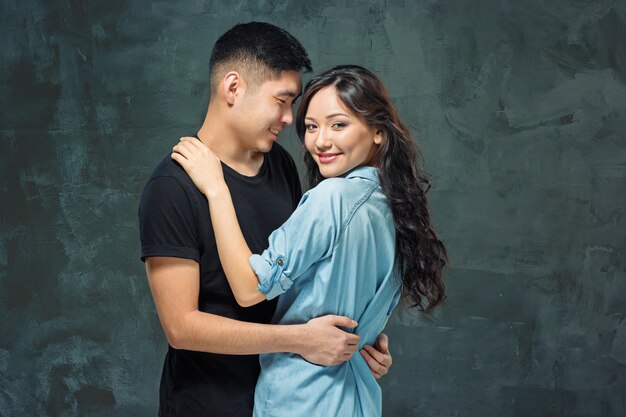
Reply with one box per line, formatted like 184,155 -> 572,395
139,22 -> 392,417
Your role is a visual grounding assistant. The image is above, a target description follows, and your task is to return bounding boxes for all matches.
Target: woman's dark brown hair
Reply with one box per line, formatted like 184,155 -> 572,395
296,65 -> 447,311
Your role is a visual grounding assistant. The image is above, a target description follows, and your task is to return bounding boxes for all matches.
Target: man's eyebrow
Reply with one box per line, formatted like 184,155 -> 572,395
276,89 -> 299,98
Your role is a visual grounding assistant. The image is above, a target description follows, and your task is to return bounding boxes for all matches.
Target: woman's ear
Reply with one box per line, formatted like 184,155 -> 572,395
374,128 -> 384,145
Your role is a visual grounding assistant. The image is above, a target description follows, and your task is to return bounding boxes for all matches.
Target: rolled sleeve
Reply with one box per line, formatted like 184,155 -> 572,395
250,252 -> 293,300
246,180 -> 347,299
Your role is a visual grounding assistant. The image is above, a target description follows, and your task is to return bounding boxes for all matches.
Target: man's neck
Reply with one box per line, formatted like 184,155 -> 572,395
197,112 -> 265,177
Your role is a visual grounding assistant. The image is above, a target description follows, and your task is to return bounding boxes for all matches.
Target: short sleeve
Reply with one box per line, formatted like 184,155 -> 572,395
249,180 -> 347,300
139,176 -> 200,262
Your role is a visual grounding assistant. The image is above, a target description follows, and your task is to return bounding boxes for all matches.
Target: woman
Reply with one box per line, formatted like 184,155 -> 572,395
172,65 -> 447,417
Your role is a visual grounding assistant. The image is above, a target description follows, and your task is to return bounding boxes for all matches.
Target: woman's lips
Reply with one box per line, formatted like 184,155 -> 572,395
318,153 -> 341,163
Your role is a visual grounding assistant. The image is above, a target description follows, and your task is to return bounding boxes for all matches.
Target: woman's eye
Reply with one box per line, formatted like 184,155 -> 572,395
305,124 -> 317,131
332,122 -> 346,129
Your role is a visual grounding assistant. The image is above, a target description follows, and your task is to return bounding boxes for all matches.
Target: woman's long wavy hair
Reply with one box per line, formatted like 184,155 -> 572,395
296,65 -> 447,311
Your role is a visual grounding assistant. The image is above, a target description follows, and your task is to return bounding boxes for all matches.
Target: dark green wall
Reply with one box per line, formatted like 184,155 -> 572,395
1,1 -> 625,416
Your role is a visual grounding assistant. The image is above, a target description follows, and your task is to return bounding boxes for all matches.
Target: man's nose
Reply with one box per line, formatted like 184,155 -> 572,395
281,106 -> 293,125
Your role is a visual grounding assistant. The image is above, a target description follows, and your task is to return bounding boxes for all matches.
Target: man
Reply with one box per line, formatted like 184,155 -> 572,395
139,22 -> 391,416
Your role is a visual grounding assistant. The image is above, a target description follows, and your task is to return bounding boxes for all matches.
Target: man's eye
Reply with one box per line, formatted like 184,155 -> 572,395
277,98 -> 286,104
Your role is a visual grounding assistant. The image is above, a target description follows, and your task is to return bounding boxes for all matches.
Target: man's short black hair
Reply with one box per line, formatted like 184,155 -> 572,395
209,22 -> 312,92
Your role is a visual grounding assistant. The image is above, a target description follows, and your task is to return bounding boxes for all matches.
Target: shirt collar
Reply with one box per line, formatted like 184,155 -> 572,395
343,166 -> 379,183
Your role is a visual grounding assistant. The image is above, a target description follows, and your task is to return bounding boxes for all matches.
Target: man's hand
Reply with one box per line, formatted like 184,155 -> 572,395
361,333 -> 392,379
297,315 -> 360,366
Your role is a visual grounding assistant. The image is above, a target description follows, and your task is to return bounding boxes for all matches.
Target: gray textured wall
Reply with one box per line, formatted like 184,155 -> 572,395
1,1 -> 625,416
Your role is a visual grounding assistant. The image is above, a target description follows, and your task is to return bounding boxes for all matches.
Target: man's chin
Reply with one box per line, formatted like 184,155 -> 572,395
257,141 -> 275,153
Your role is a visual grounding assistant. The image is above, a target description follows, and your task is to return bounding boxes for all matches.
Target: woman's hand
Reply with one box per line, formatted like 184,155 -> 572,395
171,137 -> 226,198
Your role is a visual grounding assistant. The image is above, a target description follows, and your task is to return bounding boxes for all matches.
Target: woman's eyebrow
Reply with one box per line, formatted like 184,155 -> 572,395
325,113 -> 350,119
305,113 -> 351,121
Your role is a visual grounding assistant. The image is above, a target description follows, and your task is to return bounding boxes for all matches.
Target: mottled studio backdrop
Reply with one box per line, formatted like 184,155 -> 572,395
1,0 -> 625,416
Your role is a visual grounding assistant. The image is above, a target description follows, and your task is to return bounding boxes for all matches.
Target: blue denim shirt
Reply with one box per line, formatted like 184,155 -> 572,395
249,166 -> 401,417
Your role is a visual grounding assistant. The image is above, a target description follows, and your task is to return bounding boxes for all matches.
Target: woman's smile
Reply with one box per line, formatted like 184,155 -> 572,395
317,152 -> 342,163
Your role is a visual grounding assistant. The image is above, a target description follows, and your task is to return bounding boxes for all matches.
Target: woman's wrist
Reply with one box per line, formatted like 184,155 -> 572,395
204,181 -> 229,200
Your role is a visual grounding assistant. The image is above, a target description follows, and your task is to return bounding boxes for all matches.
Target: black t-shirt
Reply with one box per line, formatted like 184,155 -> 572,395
139,142 -> 302,417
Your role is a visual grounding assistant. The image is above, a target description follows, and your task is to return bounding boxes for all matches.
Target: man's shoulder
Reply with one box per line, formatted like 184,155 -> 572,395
147,154 -> 188,180
140,154 -> 203,210
144,154 -> 196,191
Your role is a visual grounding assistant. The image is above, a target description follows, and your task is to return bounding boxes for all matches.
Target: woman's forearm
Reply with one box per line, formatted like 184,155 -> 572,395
207,184 -> 266,306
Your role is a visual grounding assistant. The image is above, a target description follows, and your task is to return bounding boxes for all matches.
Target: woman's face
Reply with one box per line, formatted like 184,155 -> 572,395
303,86 -> 382,178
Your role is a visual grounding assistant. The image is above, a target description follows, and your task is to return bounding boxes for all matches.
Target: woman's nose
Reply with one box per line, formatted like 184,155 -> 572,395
315,129 -> 331,149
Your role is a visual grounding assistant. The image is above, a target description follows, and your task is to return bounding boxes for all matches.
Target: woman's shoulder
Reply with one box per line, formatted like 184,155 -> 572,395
303,171 -> 379,218
306,177 -> 361,199
311,168 -> 378,196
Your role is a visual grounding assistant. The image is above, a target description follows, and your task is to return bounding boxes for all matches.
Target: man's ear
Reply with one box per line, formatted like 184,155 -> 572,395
222,71 -> 243,105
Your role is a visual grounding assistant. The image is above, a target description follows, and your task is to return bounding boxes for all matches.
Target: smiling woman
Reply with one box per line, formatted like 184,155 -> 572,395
296,65 -> 447,314
303,86 -> 383,178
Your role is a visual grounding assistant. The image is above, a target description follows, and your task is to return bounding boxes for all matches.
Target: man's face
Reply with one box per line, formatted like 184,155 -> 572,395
233,70 -> 302,153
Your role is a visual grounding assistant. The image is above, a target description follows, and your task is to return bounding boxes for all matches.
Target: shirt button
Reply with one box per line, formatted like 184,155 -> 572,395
277,259 -> 284,266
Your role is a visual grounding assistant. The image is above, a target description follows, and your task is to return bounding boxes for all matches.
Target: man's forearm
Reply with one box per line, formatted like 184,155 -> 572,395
146,257 -> 358,365
168,310 -> 305,355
